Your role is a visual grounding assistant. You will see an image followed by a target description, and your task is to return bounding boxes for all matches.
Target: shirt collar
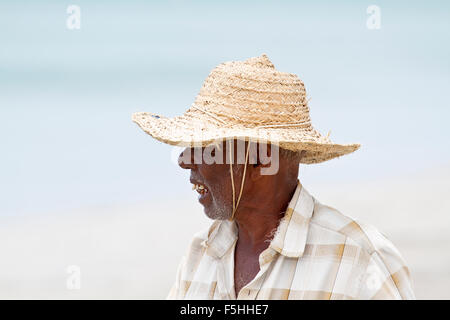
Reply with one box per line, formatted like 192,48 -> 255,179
269,181 -> 314,258
201,219 -> 238,259
201,181 -> 314,259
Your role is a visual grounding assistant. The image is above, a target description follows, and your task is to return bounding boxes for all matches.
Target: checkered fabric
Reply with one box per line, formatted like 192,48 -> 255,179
168,183 -> 415,300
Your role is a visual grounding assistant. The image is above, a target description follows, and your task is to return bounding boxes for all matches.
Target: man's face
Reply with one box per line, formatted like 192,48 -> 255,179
178,142 -> 237,220
177,140 -> 288,220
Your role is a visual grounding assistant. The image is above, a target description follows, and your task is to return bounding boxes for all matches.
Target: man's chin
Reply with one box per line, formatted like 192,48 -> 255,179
203,211 -> 225,221
203,206 -> 230,221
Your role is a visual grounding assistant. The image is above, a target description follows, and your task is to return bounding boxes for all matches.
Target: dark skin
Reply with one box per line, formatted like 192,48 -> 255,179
178,140 -> 300,297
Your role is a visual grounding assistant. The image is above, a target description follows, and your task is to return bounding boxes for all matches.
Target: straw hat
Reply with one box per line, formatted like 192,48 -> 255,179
132,54 -> 360,164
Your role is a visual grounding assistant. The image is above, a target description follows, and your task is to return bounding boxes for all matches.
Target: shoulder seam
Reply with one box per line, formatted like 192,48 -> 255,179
310,215 -> 376,255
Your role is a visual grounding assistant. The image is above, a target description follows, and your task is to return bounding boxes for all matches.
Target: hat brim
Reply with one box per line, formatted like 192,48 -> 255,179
132,112 -> 360,164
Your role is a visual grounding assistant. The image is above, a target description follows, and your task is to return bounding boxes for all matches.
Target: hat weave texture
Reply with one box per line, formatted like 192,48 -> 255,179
132,54 -> 360,164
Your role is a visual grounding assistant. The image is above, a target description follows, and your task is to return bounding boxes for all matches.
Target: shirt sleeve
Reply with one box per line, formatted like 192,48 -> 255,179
166,255 -> 186,300
357,250 -> 415,300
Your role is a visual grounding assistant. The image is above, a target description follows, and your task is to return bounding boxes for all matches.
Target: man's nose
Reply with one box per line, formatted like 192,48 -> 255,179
178,148 -> 197,170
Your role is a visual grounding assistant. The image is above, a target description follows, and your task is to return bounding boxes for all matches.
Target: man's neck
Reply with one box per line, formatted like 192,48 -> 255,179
234,180 -> 298,250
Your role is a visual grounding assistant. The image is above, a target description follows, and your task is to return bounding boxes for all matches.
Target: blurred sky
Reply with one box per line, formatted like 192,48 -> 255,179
1,0 -> 449,217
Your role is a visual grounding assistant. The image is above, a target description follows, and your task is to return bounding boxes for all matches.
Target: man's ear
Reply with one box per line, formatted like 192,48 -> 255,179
249,143 -> 278,180
250,162 -> 272,181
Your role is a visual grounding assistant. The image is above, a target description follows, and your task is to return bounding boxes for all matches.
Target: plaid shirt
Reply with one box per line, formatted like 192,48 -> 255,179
168,182 -> 415,300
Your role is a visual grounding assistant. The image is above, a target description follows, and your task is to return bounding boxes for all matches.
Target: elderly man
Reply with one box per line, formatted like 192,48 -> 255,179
132,55 -> 415,299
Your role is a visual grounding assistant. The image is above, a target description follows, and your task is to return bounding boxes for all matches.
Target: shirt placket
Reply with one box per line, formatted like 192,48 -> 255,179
236,248 -> 278,300
215,239 -> 237,300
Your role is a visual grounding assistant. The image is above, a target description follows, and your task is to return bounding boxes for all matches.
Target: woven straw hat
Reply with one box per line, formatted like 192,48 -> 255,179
132,54 -> 360,164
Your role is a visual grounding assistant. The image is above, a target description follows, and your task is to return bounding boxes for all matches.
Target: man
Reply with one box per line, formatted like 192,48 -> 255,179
132,54 -> 415,299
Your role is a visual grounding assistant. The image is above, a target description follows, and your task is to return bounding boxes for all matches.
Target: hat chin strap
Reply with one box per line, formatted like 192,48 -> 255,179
228,140 -> 251,221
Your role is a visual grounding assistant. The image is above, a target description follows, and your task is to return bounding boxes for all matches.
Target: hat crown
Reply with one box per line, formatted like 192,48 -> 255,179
132,55 -> 360,164
189,54 -> 311,129
243,54 -> 275,69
